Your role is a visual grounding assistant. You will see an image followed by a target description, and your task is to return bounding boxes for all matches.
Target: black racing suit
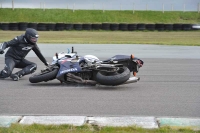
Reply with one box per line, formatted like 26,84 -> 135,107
0,34 -> 48,78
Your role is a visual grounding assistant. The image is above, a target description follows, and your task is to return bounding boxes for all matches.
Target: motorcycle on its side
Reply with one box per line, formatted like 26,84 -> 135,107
29,47 -> 144,86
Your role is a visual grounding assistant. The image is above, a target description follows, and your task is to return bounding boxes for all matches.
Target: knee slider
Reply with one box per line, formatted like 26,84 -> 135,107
30,64 -> 37,73
23,64 -> 37,75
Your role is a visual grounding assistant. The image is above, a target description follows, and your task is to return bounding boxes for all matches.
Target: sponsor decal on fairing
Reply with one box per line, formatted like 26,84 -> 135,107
60,68 -> 78,74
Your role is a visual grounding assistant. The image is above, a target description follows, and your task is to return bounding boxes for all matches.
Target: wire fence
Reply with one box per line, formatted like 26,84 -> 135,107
0,1 -> 200,13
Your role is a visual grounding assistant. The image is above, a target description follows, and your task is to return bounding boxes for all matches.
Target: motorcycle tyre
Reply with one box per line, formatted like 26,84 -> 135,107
96,66 -> 130,86
29,69 -> 58,83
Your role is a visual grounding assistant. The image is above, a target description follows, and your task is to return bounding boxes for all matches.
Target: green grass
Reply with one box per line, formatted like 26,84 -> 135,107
0,8 -> 200,46
0,31 -> 200,46
0,8 -> 200,23
0,124 -> 198,133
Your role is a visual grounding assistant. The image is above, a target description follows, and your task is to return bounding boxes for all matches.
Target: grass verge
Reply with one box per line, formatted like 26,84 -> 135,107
0,31 -> 200,46
0,9 -> 200,23
0,124 -> 198,133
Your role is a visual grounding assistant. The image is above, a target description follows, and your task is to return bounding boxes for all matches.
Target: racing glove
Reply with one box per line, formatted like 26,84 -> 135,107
0,49 -> 4,54
44,62 -> 50,66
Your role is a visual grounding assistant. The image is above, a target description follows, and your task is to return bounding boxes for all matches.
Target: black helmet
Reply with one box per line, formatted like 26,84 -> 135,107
25,28 -> 39,44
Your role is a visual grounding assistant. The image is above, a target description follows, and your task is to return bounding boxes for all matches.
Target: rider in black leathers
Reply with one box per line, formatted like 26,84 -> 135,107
0,28 -> 49,81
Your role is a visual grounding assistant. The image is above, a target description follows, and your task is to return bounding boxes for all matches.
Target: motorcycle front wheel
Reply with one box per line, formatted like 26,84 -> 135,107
95,66 -> 130,86
29,68 -> 59,83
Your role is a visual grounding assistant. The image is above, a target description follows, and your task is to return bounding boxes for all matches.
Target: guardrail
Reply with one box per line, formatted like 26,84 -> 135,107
0,22 -> 200,31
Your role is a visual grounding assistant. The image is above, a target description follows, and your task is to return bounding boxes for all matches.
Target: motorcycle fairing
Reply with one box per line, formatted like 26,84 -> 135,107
56,59 -> 82,80
104,55 -> 130,62
103,55 -> 142,72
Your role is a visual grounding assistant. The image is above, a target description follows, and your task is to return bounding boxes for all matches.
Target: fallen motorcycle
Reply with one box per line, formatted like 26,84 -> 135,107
29,47 -> 144,86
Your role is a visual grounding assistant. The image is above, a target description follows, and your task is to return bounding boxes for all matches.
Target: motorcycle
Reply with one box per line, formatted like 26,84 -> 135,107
29,47 -> 144,86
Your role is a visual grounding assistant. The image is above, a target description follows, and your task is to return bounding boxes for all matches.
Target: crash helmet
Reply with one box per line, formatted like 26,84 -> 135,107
25,28 -> 39,44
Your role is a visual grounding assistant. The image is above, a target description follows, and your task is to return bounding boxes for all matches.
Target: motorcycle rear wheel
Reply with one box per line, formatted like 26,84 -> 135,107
29,69 -> 58,83
95,66 -> 130,85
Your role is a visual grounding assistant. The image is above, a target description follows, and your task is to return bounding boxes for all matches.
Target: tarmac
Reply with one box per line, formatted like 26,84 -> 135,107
1,44 -> 200,130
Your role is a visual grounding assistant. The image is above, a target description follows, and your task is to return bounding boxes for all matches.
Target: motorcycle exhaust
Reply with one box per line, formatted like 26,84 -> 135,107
123,77 -> 140,84
67,73 -> 97,85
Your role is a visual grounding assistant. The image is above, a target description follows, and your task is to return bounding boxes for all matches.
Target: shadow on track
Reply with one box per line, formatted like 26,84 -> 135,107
28,82 -> 133,91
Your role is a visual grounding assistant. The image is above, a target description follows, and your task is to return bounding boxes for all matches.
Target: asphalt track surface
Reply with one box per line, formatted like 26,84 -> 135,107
0,44 -> 200,117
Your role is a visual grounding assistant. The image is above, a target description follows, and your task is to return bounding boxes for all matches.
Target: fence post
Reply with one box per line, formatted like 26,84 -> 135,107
73,3 -> 75,12
198,3 -> 200,13
43,2 -> 45,11
12,0 -> 14,10
102,3 -> 104,13
146,4 -> 148,11
162,3 -> 164,13
171,4 -> 173,11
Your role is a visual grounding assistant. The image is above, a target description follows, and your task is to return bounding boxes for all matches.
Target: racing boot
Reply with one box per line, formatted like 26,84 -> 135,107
10,74 -> 19,81
0,71 -> 4,79
10,70 -> 25,81
0,70 -> 7,79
